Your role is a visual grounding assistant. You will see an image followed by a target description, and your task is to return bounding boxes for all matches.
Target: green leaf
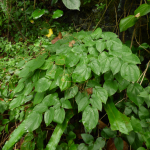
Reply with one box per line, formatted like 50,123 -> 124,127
110,38 -> 122,51
44,107 -> 54,126
131,116 -> 143,132
81,134 -> 94,144
75,92 -> 88,105
19,67 -> 30,78
45,110 -> 74,150
84,40 -> 95,47
101,128 -> 117,139
126,131 -> 135,145
121,63 -> 140,82
109,44 -> 132,58
130,133 -> 144,149
137,148 -> 146,150
115,73 -> 130,91
66,131 -> 76,141
33,92 -> 45,105
65,52 -> 80,67
53,108 -> 65,124
32,8 -> 45,19
9,95 -> 24,110
87,80 -> 101,87
119,15 -> 137,32
124,107 -> 132,115
2,119 -> 9,125
92,86 -> 108,104
21,141 -> 35,150
96,40 -> 106,53
55,55 -> 66,65
72,64 -> 91,82
64,85 -> 78,99
122,53 -> 141,64
142,132 -> 150,148
77,143 -> 88,150
25,112 -> 42,132
114,137 -> 124,150
61,98 -> 72,109
91,28 -> 102,39
127,83 -> 145,106
73,30 -> 87,40
62,0 -> 80,10
104,71 -> 114,81
138,106 -> 150,119
2,121 -> 26,150
16,60 -> 26,68
40,59 -> 53,70
46,64 -> 57,79
88,47 -> 99,56
104,99 -> 133,134
138,43 -> 150,50
98,52 -> 110,73
25,54 -> 45,72
32,70 -> 40,82
78,97 -> 89,113
41,29 -> 49,35
49,67 -> 64,90
110,57 -> 122,75
0,101 -> 8,113
88,59 -> 101,75
33,103 -> 48,113
23,82 -> 33,96
82,105 -> 98,130
52,9 -> 63,19
103,80 -> 118,96
13,82 -> 24,93
51,0 -> 58,5
59,71 -> 71,91
101,32 -> 118,39
90,95 -> 102,111
93,137 -> 105,149
35,78 -> 51,92
134,4 -> 150,16
42,93 -> 59,107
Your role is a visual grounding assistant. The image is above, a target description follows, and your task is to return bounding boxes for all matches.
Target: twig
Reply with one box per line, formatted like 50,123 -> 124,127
135,36 -> 150,54
140,60 -> 150,85
93,0 -> 113,31
115,98 -> 126,105
137,71 -> 145,83
130,24 -> 136,49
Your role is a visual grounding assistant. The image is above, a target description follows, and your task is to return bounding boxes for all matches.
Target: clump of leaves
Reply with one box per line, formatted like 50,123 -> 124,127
1,28 -> 150,150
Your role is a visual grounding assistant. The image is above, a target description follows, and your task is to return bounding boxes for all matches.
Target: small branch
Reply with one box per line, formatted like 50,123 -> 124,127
140,60 -> 150,85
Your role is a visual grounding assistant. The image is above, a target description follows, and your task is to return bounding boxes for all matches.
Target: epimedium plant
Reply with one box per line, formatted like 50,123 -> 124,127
1,28 -> 150,150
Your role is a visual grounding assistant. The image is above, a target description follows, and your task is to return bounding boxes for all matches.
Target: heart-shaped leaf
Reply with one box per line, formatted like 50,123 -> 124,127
62,0 -> 80,10
52,9 -> 63,19
32,9 -> 45,19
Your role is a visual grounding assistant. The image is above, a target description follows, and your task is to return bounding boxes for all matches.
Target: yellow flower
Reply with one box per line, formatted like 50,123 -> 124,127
46,28 -> 53,38
30,20 -> 34,24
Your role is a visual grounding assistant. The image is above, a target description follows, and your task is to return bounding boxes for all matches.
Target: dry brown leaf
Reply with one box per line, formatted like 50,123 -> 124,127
98,120 -> 107,129
106,138 -> 129,150
0,56 -> 4,59
86,88 -> 93,95
0,98 -> 4,101
135,13 -> 140,18
58,32 -> 62,39
51,32 -> 62,44
69,40 -> 76,47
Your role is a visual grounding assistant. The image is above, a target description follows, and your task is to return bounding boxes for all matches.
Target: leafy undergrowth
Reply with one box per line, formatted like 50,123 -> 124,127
1,29 -> 150,150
